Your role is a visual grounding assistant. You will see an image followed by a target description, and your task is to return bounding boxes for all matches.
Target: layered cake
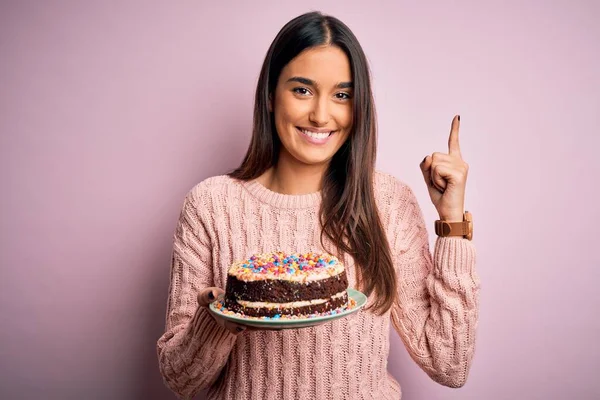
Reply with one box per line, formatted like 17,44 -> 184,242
223,252 -> 349,317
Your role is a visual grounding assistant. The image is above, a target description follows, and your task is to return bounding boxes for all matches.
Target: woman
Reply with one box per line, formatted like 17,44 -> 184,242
157,11 -> 479,400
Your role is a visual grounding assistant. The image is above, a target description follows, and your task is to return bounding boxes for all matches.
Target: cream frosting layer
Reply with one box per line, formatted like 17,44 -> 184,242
235,290 -> 347,309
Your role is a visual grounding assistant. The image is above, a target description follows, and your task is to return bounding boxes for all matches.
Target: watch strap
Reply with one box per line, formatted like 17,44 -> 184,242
434,211 -> 473,240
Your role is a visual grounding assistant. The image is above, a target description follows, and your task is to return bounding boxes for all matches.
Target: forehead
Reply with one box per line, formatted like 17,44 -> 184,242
281,45 -> 352,84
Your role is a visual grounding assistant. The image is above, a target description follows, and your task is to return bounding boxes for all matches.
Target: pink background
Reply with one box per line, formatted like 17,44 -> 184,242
1,1 -> 598,399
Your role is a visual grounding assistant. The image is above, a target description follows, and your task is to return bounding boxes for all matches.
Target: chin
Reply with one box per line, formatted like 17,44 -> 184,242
297,154 -> 333,166
291,142 -> 344,166
281,148 -> 330,166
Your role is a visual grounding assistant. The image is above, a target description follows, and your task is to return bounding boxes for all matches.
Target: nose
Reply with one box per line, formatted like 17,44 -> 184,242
308,96 -> 330,126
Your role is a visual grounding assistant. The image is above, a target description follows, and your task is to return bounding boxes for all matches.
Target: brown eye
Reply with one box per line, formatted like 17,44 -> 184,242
335,92 -> 351,100
292,87 -> 311,96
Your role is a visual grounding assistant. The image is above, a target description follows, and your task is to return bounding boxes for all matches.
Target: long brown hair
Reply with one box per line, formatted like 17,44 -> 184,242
229,11 -> 396,315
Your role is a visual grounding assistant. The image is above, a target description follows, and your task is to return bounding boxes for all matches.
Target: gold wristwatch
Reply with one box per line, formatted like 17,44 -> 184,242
434,211 -> 473,240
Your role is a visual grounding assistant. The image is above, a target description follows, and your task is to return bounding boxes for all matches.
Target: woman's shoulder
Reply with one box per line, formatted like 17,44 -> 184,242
189,174 -> 237,193
373,170 -> 415,201
373,171 -> 423,230
184,174 -> 242,205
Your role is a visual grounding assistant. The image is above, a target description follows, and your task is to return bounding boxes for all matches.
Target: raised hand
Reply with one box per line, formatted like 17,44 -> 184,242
419,115 -> 469,222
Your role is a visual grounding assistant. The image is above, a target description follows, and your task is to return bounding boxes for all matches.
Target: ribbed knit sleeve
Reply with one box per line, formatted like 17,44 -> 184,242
156,188 -> 238,400
389,182 -> 480,388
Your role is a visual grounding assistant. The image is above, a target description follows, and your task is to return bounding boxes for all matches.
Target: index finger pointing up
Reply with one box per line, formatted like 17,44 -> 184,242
448,114 -> 461,157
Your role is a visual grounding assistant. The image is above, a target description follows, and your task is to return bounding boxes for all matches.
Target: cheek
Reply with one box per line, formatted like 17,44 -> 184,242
275,94 -> 307,126
336,105 -> 353,131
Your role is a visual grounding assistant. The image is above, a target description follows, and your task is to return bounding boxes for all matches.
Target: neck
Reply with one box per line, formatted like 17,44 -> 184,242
258,152 -> 328,195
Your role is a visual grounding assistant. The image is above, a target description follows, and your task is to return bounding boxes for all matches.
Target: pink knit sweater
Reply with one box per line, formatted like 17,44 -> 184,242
156,171 -> 480,400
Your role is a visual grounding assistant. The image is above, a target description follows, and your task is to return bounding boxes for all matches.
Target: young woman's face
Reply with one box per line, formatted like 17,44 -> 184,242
272,45 -> 353,167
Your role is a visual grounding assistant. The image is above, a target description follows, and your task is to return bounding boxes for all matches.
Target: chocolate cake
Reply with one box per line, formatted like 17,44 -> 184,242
223,252 -> 349,317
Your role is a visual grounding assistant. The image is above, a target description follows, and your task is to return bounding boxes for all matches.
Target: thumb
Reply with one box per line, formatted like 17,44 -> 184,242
197,287 -> 225,307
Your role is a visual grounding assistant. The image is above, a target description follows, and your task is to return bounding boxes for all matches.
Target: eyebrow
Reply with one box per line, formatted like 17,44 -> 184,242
286,76 -> 353,89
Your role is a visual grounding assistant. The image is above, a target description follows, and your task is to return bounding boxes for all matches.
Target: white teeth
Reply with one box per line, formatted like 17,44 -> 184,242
300,129 -> 332,139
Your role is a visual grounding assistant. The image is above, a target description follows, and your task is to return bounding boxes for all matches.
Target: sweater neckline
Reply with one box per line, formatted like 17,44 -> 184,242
241,178 -> 322,209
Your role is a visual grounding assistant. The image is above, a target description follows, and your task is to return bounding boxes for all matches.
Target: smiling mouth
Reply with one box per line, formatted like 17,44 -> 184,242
296,127 -> 335,139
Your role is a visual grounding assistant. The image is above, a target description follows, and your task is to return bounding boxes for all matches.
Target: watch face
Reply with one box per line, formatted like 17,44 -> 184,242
464,211 -> 473,240
464,211 -> 472,222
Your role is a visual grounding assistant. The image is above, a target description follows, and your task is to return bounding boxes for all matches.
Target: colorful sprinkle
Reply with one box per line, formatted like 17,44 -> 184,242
228,252 -> 343,281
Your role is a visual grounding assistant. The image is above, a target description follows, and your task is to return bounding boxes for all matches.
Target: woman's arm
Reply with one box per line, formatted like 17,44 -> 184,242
156,189 -> 238,400
390,183 -> 480,388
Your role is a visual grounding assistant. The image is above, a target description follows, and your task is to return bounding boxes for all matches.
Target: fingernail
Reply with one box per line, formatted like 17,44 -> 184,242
422,156 -> 427,164
236,327 -> 245,332
458,115 -> 461,122
208,291 -> 215,300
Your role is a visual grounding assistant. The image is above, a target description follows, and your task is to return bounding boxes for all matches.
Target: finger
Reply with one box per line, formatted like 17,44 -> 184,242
431,164 -> 447,192
211,312 -> 247,334
420,155 -> 434,188
197,287 -> 225,306
206,304 -> 249,334
448,115 -> 461,157
431,151 -> 455,163
421,155 -> 446,191
223,320 -> 247,334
